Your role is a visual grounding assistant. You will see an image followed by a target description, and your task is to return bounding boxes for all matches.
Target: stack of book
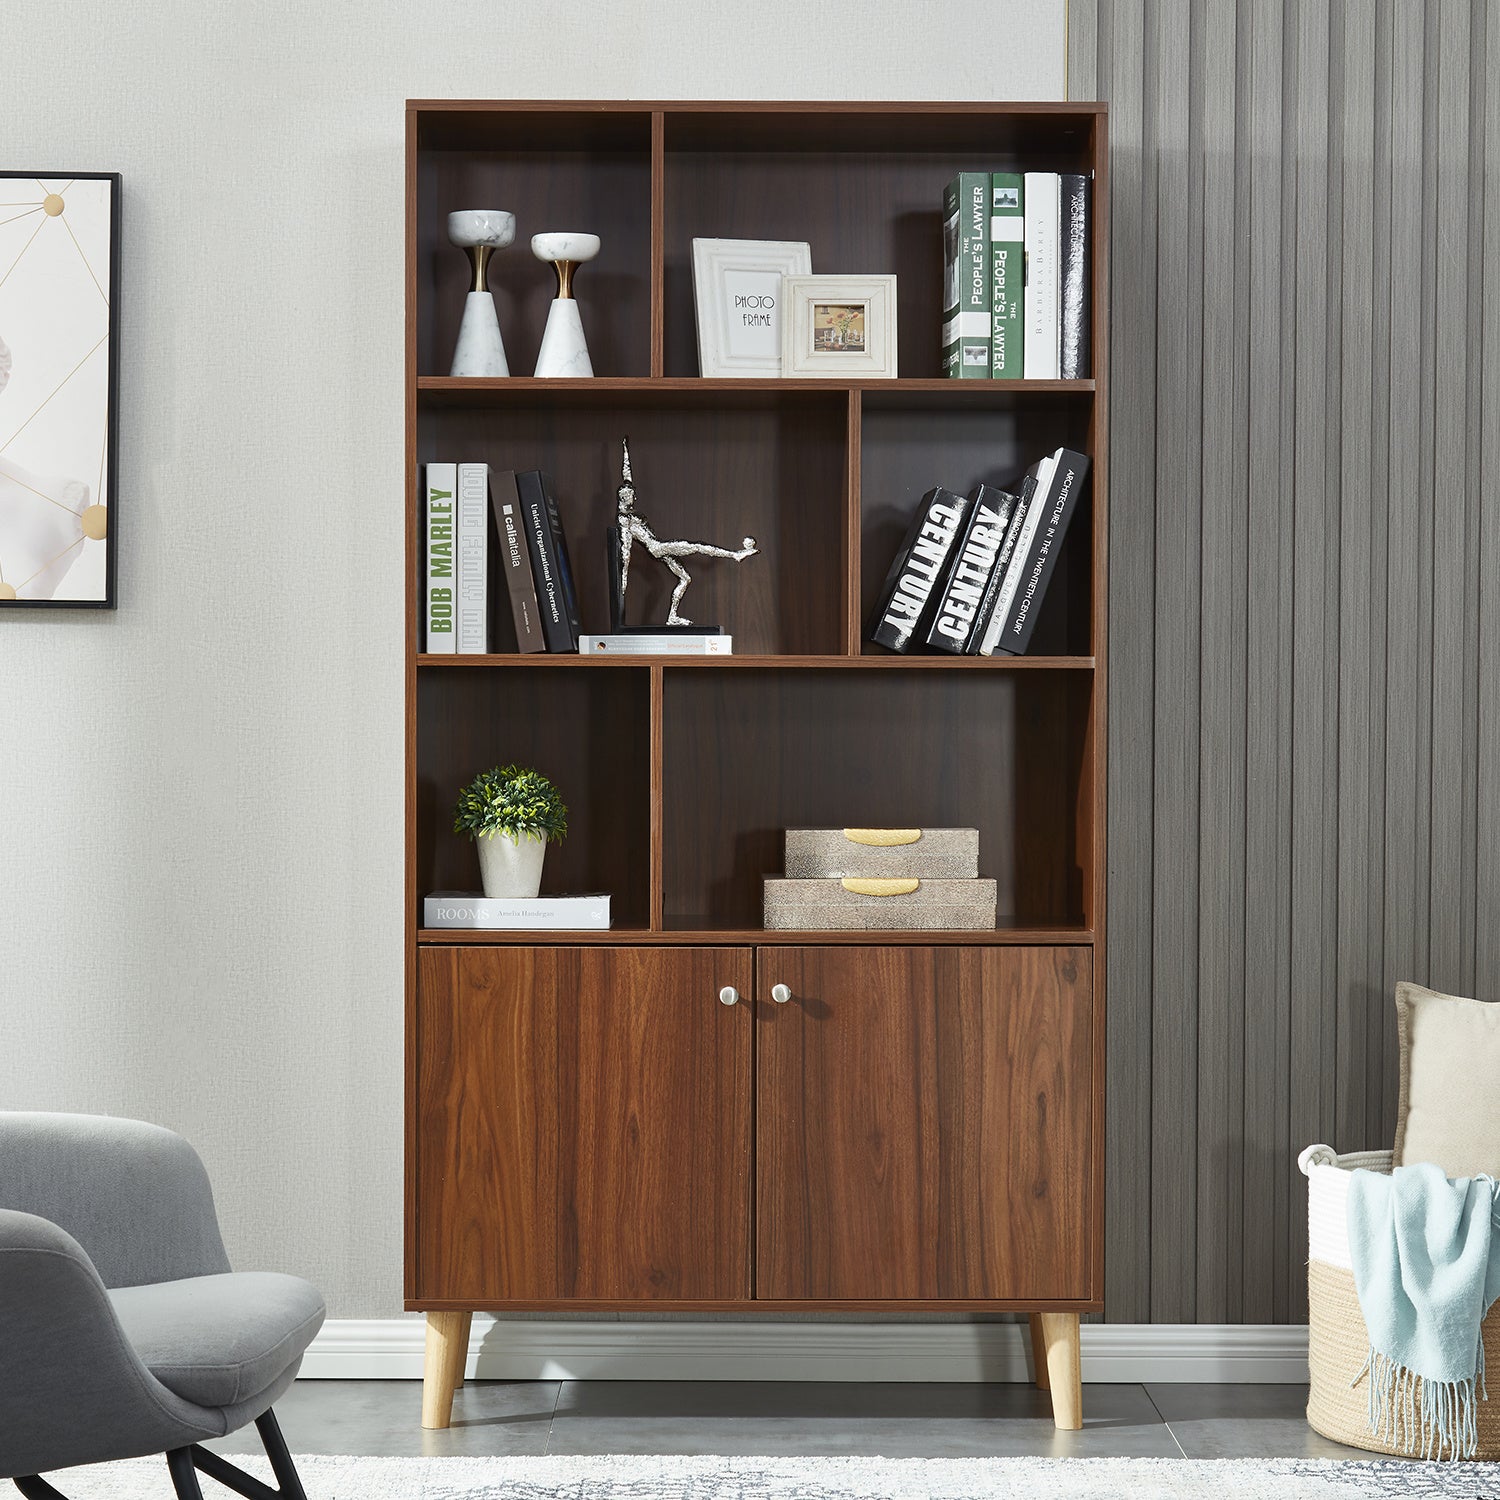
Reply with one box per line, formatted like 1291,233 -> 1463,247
942,171 -> 1091,380
423,463 -> 581,654
423,463 -> 733,656
865,448 -> 1090,656
763,828 -> 996,931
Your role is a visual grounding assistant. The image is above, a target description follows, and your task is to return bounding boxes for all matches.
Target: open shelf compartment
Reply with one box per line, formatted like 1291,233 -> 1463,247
659,666 -> 1094,933
415,392 -> 849,655
415,664 -> 652,930
858,390 -> 1096,657
412,109 -> 653,380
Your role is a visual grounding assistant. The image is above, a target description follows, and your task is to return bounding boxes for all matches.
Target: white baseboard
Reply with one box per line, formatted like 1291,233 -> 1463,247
301,1318 -> 1310,1385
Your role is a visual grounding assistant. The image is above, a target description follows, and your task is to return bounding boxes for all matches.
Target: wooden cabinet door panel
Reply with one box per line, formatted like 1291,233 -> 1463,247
417,945 -> 557,1302
755,945 -> 1092,1301
417,945 -> 752,1303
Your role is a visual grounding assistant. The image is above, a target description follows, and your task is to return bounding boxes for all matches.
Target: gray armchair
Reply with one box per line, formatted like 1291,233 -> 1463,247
0,1113 -> 324,1499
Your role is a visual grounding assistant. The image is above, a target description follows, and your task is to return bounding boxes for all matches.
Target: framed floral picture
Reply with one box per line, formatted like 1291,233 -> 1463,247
0,172 -> 120,607
780,274 -> 898,379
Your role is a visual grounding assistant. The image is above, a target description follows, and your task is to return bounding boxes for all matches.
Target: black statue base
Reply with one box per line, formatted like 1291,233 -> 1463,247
605,525 -> 722,632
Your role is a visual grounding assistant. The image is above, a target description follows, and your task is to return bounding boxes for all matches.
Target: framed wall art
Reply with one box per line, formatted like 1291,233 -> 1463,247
780,274 -> 898,379
691,238 -> 811,378
0,172 -> 120,607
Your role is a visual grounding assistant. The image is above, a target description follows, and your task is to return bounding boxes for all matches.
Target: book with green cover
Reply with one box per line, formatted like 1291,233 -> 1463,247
942,172 -> 991,378
989,172 -> 1025,379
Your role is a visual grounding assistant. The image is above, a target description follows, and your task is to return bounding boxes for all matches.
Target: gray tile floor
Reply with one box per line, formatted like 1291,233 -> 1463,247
210,1380 -> 1372,1460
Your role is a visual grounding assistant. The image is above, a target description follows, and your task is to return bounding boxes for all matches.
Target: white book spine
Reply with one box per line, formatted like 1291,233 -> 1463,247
424,462 -> 457,653
1022,172 -> 1061,379
423,893 -> 611,930
455,462 -> 489,654
979,455 -> 1057,656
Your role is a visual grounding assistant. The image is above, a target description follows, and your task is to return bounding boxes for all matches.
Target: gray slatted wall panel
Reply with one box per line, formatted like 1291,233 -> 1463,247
1072,0 -> 1500,1322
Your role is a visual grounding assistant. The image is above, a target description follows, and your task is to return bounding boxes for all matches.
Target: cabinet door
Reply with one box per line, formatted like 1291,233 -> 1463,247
755,946 -> 1092,1301
416,945 -> 752,1303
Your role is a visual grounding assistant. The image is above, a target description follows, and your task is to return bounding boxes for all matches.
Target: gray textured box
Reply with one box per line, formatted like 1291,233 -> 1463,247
783,827 -> 980,880
763,876 -> 998,931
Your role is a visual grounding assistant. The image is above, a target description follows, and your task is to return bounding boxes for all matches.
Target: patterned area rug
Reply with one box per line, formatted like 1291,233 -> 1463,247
46,1452 -> 1494,1497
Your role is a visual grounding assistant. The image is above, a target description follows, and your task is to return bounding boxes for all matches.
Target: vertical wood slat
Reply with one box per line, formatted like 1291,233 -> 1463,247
1147,0 -> 1198,1324
1478,0 -> 1500,1007
1193,0 -> 1244,1326
1096,0 -> 1155,1325
1239,0 -> 1288,1325
1077,0 -> 1496,1321
1287,0 -> 1333,1326
1335,0 -> 1378,1161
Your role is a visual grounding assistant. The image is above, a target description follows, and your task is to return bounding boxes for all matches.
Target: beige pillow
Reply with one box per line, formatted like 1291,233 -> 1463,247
1395,981 -> 1500,1177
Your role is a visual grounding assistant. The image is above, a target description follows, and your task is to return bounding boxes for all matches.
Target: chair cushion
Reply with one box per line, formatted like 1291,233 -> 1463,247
109,1271 -> 325,1408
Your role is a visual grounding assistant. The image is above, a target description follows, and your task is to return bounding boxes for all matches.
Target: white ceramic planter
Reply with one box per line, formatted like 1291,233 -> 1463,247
477,831 -> 547,898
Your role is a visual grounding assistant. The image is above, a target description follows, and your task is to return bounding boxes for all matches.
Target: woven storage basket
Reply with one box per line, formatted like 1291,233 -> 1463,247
1300,1143 -> 1500,1459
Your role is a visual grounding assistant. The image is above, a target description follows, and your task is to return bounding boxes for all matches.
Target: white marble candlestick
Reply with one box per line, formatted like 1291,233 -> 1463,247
448,210 -> 515,377
531,232 -> 600,378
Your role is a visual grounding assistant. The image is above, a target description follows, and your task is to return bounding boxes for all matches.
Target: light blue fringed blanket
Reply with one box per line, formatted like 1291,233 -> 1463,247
1347,1162 -> 1500,1459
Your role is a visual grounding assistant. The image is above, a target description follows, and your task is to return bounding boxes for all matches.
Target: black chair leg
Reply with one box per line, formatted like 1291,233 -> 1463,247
183,1407 -> 307,1500
13,1408 -> 305,1500
13,1479 -> 69,1500
167,1447 -> 204,1499
252,1412 -> 307,1500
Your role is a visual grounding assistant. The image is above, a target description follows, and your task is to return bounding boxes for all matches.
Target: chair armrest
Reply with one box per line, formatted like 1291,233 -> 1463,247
0,1113 -> 230,1289
0,1210 -> 219,1477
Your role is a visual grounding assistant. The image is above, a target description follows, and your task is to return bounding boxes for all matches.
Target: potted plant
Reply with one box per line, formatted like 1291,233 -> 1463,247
452,764 -> 568,899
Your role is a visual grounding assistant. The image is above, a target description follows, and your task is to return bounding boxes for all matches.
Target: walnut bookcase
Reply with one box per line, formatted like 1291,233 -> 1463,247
405,100 -> 1108,1432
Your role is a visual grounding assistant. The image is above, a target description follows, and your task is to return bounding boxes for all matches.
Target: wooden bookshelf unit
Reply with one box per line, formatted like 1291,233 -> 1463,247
405,100 -> 1108,1431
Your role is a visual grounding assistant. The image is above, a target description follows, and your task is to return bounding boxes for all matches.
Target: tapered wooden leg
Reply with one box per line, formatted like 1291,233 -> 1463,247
422,1310 -> 471,1429
454,1309 -> 472,1388
1038,1312 -> 1082,1430
1027,1313 -> 1050,1390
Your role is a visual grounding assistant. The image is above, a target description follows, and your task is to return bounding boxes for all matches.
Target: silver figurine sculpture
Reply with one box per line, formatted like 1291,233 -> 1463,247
615,438 -> 758,625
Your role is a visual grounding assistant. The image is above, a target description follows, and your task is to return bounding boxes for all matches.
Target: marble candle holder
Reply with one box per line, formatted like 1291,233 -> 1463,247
531,232 -> 600,378
448,209 -> 516,377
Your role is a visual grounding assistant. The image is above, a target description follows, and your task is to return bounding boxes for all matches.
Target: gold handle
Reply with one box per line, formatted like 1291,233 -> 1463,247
842,828 -> 921,847
841,877 -> 919,897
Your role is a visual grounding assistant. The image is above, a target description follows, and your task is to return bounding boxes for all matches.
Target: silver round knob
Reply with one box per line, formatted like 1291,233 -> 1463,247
771,983 -> 791,1004
719,986 -> 740,1006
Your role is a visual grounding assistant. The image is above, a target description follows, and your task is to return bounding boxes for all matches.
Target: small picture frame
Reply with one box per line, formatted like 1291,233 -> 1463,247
780,275 -> 898,379
692,238 -> 811,378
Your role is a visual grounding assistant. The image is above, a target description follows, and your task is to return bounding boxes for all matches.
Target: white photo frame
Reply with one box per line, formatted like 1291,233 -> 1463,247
780,275 -> 898,379
692,238 -> 811,378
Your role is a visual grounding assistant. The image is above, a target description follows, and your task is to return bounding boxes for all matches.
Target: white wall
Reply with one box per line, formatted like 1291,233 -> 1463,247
2,0 -> 1067,1317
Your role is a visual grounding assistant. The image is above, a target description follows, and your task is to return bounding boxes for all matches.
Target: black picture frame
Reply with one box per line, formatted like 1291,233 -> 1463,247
0,171 -> 121,609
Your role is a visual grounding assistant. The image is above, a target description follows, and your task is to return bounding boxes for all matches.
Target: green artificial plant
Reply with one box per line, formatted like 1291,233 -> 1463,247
452,764 -> 569,846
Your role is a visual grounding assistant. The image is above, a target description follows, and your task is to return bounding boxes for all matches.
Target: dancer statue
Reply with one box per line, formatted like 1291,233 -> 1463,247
611,437 -> 757,627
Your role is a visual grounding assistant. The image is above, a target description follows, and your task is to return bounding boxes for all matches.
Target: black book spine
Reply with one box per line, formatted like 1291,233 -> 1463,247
491,469 -> 546,653
924,485 -> 1017,652
995,449 -> 1090,655
516,470 -> 571,652
966,475 -> 1035,654
865,487 -> 974,652
1059,173 -> 1091,380
540,473 -> 582,649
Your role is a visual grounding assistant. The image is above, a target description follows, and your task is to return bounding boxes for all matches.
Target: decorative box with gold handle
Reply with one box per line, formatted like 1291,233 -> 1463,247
782,827 -> 979,880
762,875 -> 997,931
